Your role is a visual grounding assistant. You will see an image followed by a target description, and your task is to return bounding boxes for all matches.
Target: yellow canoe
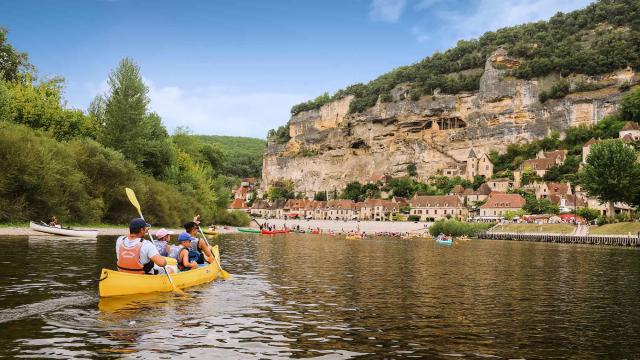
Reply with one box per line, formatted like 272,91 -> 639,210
345,235 -> 360,240
98,264 -> 219,297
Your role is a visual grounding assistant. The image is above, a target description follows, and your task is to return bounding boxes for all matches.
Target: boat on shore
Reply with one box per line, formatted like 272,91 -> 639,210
98,264 -> 219,297
436,238 -> 453,245
237,228 -> 261,233
29,221 -> 98,238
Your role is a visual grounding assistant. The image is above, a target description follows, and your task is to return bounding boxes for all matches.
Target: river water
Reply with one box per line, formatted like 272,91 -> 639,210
0,234 -> 639,359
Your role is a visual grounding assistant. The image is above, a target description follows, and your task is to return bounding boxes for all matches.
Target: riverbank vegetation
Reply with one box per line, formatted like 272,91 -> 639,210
590,222 -> 640,235
288,0 -> 640,116
0,28 -> 252,227
428,220 -> 492,237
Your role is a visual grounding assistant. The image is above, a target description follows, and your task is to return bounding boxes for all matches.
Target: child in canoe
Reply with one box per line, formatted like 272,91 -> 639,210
175,232 -> 199,271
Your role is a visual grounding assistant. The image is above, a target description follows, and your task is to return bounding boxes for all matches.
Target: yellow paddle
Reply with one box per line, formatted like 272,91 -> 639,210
197,225 -> 231,280
125,188 -> 184,294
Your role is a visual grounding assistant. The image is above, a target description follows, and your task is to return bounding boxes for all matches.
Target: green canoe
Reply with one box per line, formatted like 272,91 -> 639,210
237,228 -> 261,233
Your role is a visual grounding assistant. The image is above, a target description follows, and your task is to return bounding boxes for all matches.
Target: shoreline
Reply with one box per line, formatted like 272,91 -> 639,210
0,225 -> 240,237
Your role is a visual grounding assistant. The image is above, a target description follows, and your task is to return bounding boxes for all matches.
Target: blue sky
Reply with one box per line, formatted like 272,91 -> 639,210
1,0 -> 593,138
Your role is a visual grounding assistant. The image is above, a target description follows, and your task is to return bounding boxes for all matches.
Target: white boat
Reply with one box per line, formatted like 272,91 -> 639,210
29,221 -> 98,238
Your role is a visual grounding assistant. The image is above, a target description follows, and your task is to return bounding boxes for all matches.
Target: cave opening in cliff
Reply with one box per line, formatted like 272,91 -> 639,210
435,117 -> 466,130
350,139 -> 368,149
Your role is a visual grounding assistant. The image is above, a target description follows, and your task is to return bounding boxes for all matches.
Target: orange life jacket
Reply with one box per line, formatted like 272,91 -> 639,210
117,238 -> 149,274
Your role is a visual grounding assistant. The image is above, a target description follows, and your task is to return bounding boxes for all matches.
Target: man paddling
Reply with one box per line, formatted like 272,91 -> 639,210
183,220 -> 213,264
116,218 -> 168,275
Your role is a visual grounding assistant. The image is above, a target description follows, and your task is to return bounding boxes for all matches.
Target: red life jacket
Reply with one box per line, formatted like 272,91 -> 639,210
117,238 -> 151,274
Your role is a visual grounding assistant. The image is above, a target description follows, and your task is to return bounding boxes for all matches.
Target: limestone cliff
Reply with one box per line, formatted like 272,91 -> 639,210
262,49 -> 638,196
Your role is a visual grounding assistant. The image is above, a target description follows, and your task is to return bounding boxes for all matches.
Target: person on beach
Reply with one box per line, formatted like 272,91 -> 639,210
153,228 -> 174,256
183,220 -> 213,264
48,216 -> 60,228
116,218 -> 167,275
175,232 -> 199,271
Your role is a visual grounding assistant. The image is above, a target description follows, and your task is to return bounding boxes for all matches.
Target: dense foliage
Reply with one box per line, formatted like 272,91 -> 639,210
195,134 -> 266,178
429,220 -> 492,237
290,0 -> 640,115
0,30 -> 255,226
266,124 -> 291,144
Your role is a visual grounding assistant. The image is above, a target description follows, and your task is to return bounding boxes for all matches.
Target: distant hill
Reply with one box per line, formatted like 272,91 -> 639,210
196,135 -> 266,179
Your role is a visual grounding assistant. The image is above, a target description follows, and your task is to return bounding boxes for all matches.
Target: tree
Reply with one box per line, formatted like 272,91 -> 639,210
523,198 -> 560,215
620,87 -> 640,123
576,208 -> 600,222
0,28 -> 31,82
0,80 -> 15,122
580,139 -> 640,216
314,191 -> 327,201
407,163 -> 417,177
341,181 -> 363,201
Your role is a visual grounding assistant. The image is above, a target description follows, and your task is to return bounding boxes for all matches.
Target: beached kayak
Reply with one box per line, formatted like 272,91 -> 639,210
261,229 -> 290,235
436,239 -> 453,245
29,221 -> 98,238
345,235 -> 360,240
202,229 -> 218,236
98,264 -> 219,297
237,228 -> 261,233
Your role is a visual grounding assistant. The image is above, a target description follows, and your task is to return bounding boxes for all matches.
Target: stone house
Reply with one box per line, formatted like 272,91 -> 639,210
250,199 -> 271,217
228,198 -> 249,213
487,178 -> 514,192
466,183 -> 492,204
536,182 -> 572,200
360,199 -> 396,221
466,149 -> 494,181
325,200 -> 358,221
549,194 -> 586,213
409,195 -> 467,221
513,150 -> 567,187
478,193 -> 526,219
619,122 -> 640,141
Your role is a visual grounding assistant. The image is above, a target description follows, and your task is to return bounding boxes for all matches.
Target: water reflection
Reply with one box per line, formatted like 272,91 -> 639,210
0,234 -> 639,358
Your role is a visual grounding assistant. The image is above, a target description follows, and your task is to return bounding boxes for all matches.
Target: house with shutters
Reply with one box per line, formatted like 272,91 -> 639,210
409,195 -> 467,221
478,193 -> 526,220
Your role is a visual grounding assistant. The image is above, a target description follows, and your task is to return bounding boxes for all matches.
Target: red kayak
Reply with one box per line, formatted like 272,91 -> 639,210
261,229 -> 290,235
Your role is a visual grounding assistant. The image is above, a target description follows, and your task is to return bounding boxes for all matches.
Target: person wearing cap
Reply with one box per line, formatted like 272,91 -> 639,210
153,228 -> 174,256
183,220 -> 213,264
115,218 -> 167,275
175,232 -> 199,271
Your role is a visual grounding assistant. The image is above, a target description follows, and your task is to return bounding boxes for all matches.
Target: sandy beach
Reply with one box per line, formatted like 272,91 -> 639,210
251,219 -> 432,234
0,225 -> 239,237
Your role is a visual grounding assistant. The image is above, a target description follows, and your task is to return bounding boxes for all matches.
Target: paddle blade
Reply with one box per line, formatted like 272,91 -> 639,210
125,188 -> 143,218
212,245 -> 231,280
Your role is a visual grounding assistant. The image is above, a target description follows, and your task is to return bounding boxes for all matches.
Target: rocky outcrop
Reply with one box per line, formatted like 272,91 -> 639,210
262,49 -> 638,197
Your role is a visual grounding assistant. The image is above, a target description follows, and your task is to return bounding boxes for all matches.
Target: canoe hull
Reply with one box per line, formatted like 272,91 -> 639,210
29,221 -> 98,238
98,264 -> 219,297
261,229 -> 289,235
237,228 -> 261,233
436,239 -> 453,245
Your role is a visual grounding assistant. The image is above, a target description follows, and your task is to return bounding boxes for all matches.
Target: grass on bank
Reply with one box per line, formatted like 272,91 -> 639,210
429,220 -> 493,237
590,222 -> 640,235
491,223 -> 576,234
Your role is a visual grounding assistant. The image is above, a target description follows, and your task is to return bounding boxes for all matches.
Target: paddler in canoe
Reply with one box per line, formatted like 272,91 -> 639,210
175,232 -> 199,271
183,219 -> 214,264
116,218 -> 169,275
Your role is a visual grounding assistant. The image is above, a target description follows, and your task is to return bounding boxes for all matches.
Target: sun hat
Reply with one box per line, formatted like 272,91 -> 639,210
155,228 -> 174,239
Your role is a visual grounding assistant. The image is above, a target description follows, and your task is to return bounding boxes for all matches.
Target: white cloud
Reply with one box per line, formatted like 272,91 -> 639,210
411,25 -> 430,43
145,80 -> 307,138
434,0 -> 594,40
369,0 -> 407,23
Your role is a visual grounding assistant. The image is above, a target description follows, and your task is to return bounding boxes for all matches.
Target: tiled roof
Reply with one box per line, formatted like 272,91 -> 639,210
229,198 -> 248,209
543,150 -> 567,161
520,158 -> 557,171
621,121 -> 640,131
480,193 -> 526,209
549,194 -> 586,207
251,200 -> 270,209
472,183 -> 492,195
621,133 -> 635,143
584,138 -> 599,147
545,182 -> 570,196
411,195 -> 463,208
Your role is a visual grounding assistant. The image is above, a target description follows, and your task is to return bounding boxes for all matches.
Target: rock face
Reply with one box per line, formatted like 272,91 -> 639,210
262,49 -> 638,197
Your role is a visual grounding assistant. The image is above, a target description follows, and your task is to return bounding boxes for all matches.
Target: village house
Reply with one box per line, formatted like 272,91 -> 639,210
466,183 -> 492,204
228,198 -> 249,213
513,150 -> 567,187
549,194 -> 586,213
619,122 -> 640,142
440,149 -> 494,181
250,199 -> 271,218
478,193 -> 526,220
536,182 -> 572,200
323,200 -> 359,221
487,178 -> 514,192
233,178 -> 257,201
409,195 -> 467,221
359,199 -> 397,221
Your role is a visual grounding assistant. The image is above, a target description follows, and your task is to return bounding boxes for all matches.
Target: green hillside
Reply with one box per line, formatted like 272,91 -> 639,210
195,135 -> 266,179
289,0 -> 640,116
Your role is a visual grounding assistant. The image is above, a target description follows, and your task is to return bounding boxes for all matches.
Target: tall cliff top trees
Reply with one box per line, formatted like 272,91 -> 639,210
0,27 -> 31,82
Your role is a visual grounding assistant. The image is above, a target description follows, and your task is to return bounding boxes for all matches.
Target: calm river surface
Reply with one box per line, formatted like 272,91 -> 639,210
0,234 -> 639,359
